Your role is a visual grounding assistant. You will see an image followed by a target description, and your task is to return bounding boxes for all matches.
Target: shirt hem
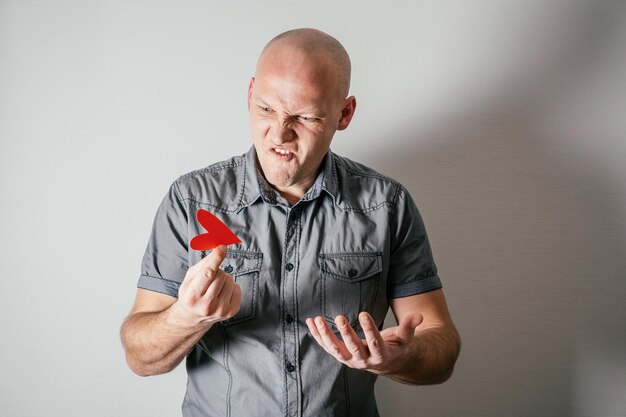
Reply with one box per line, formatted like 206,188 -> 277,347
388,275 -> 442,298
137,274 -> 180,298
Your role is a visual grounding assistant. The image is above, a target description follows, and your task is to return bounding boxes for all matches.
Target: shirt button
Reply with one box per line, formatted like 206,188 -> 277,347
348,268 -> 358,278
286,314 -> 294,324
286,362 -> 296,372
224,265 -> 234,274
285,263 -> 294,271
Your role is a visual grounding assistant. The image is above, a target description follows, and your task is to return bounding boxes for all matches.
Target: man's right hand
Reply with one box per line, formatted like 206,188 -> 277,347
173,245 -> 242,326
121,244 -> 241,376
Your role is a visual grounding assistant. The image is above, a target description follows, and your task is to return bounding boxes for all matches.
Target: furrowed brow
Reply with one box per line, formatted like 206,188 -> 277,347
297,107 -> 325,117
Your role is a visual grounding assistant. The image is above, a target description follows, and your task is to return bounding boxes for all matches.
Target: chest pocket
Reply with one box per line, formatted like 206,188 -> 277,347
319,252 -> 383,328
219,249 -> 262,326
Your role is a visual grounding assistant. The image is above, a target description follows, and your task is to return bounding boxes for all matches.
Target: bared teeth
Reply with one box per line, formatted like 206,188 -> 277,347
273,148 -> 292,155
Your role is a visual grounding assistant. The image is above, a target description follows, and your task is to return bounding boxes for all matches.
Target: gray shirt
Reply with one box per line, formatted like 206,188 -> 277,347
138,147 -> 442,417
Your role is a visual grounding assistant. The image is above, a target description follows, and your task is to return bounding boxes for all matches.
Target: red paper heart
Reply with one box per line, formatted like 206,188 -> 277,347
189,209 -> 242,251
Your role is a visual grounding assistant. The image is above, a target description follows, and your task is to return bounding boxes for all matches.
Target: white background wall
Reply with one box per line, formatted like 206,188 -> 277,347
1,1 -> 625,416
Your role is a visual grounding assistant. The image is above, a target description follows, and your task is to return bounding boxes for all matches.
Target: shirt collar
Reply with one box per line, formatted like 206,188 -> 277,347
239,146 -> 338,209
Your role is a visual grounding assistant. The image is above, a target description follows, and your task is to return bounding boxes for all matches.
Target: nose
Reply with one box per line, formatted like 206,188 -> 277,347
270,117 -> 295,145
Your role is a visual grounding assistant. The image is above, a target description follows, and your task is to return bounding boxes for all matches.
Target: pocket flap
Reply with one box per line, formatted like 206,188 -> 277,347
319,252 -> 382,282
221,250 -> 262,276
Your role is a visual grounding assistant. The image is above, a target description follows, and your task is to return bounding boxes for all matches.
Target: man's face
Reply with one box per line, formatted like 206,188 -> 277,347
247,47 -> 355,197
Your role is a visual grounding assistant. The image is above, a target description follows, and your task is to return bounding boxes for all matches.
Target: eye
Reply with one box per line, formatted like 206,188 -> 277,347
259,106 -> 271,113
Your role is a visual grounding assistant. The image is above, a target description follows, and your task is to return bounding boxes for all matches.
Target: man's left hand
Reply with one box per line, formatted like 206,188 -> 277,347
305,312 -> 423,375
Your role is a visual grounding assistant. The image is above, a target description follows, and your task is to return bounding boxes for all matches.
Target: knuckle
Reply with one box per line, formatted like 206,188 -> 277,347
202,266 -> 217,279
186,289 -> 201,303
221,274 -> 234,288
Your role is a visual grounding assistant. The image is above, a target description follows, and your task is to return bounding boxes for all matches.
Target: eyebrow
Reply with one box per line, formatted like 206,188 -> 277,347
252,96 -> 271,107
252,95 -> 325,117
298,107 -> 325,117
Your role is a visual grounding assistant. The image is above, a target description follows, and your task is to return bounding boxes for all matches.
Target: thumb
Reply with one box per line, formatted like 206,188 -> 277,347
396,313 -> 423,341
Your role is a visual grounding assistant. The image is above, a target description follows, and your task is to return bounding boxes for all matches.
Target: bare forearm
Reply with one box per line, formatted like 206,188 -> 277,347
120,304 -> 212,376
384,324 -> 461,385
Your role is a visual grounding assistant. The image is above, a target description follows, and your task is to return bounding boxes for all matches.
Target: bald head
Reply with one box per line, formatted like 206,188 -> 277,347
256,28 -> 352,100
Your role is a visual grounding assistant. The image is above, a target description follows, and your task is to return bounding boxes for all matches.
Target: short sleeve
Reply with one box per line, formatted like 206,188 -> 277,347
137,181 -> 189,298
387,185 -> 442,298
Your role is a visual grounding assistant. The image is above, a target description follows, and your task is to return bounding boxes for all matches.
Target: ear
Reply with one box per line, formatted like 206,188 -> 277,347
337,96 -> 357,131
247,77 -> 255,111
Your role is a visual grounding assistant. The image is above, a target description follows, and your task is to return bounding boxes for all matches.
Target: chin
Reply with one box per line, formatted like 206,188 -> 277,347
263,166 -> 293,183
267,175 -> 294,188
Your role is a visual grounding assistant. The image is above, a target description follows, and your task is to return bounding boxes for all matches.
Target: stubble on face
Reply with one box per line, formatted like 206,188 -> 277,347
249,43 -> 344,201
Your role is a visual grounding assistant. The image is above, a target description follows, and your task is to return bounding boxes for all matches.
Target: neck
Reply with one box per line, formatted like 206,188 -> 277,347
273,180 -> 313,206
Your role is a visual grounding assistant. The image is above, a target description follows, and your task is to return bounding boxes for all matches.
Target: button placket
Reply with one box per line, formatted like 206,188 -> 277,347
282,205 -> 302,417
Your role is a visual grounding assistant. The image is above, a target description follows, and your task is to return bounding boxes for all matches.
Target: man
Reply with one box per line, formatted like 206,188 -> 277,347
121,28 -> 460,417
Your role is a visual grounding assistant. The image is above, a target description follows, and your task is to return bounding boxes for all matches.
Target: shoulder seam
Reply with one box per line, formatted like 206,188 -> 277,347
172,155 -> 246,213
177,197 -> 237,214
177,157 -> 245,181
172,180 -> 187,209
388,182 -> 403,224
333,155 -> 397,183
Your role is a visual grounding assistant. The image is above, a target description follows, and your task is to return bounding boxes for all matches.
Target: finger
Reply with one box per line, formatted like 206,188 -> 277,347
187,244 -> 228,277
359,312 -> 387,362
193,245 -> 228,279
335,316 -> 367,362
306,318 -> 328,350
191,246 -> 229,293
212,277 -> 235,317
201,271 -> 229,306
314,317 -> 351,361
218,275 -> 235,299
226,283 -> 242,317
203,244 -> 228,271
396,313 -> 424,342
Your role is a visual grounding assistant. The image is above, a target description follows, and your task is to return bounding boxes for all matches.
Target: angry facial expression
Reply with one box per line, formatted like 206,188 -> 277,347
248,47 -> 355,202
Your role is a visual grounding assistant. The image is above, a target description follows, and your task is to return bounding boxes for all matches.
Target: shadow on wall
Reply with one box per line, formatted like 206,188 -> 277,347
370,2 -> 626,416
